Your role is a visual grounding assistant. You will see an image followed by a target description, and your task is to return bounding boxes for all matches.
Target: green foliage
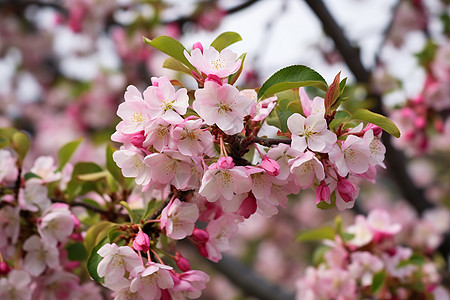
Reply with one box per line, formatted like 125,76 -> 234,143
350,108 -> 401,138
87,236 -> 109,283
265,89 -> 301,132
210,31 -> 242,52
316,192 -> 336,210
228,53 -> 247,85
84,221 -> 118,255
415,41 -> 438,68
143,36 -> 195,70
106,144 -> 125,185
163,57 -> 193,75
66,162 -> 104,199
329,110 -> 351,131
23,172 -> 41,181
57,138 -> 83,172
12,131 -> 30,162
370,271 -> 386,294
257,65 -> 328,100
397,254 -> 427,268
297,226 -> 335,242
119,201 -> 140,224
66,242 -> 88,261
142,199 -> 161,221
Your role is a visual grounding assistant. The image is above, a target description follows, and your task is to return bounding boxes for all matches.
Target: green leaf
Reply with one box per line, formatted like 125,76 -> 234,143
77,171 -> 109,181
66,242 -> 88,261
106,144 -> 125,185
87,236 -> 109,283
66,162 -> 104,198
228,53 -> 247,85
329,110 -> 351,131
370,271 -> 386,293
84,221 -> 117,255
257,65 -> 328,100
120,201 -> 140,224
12,131 -> 30,162
317,192 -> 336,210
339,77 -> 347,94
162,57 -> 193,75
297,226 -> 335,242
265,89 -> 301,132
142,199 -> 161,220
24,172 -> 42,181
312,245 -> 331,266
143,36 -> 195,70
57,138 -> 83,172
397,254 -> 427,268
350,109 -> 401,138
210,31 -> 242,52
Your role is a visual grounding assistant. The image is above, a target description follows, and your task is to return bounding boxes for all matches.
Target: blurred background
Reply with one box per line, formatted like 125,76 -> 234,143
1,0 -> 449,299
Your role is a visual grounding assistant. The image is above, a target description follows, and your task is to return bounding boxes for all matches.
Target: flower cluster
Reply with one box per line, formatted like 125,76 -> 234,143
0,150 -> 102,300
295,209 -> 450,300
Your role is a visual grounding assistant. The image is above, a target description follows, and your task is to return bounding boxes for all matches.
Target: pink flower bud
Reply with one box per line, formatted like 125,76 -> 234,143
205,74 -> 223,86
315,181 -> 331,204
192,42 -> 203,53
197,244 -> 209,258
216,156 -> 235,169
131,131 -> 146,148
192,228 -> 209,243
261,156 -> 280,176
415,117 -> 426,129
363,123 -> 382,136
175,253 -> 191,272
236,193 -> 257,219
133,231 -> 150,252
337,178 -> 357,203
0,261 -> 11,275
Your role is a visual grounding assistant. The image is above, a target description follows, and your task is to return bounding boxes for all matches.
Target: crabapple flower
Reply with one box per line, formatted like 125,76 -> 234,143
0,205 -> 20,247
289,151 -> 325,189
116,85 -> 152,134
0,270 -> 32,300
133,231 -> 150,252
266,143 -> 302,181
348,251 -> 384,286
346,215 -> 373,248
144,151 -> 192,190
113,149 -> 152,186
193,81 -> 253,135
30,156 -> 61,183
260,156 -> 280,176
184,46 -> 241,78
335,177 -> 359,210
143,76 -> 189,123
97,243 -> 141,286
171,118 -> 214,157
199,157 -> 252,212
366,209 -> 402,240
244,89 -> 277,121
0,149 -> 18,183
18,180 -> 51,212
143,117 -> 172,152
328,131 -> 373,177
130,262 -> 174,299
23,235 -> 60,276
160,198 -> 199,240
169,270 -> 210,299
287,112 -> 336,152
298,87 -> 326,117
38,203 -> 75,245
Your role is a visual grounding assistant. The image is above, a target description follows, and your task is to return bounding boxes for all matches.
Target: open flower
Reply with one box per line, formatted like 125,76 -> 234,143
130,262 -> 174,299
160,198 -> 199,240
193,81 -> 253,135
184,46 -> 241,78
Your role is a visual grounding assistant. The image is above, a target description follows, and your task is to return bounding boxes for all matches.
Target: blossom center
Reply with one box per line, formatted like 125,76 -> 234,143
217,103 -> 232,114
161,99 -> 174,112
131,112 -> 145,123
210,58 -> 225,70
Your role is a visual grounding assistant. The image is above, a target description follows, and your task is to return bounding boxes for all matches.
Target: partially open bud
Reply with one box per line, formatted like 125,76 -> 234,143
133,230 -> 150,252
261,156 -> 280,176
337,178 -> 357,203
315,180 -> 331,205
131,131 -> 146,148
236,193 -> 257,219
193,42 -> 203,53
175,252 -> 191,272
205,74 -> 223,86
216,156 -> 235,170
192,228 -> 209,243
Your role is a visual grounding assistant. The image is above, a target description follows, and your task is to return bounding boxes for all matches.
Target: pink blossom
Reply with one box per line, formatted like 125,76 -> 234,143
0,205 -> 20,247
160,198 -> 199,240
97,243 -> 141,286
260,156 -> 280,176
315,180 -> 331,204
184,46 -> 241,78
244,89 -> 277,121
143,116 -> 173,152
236,193 -> 257,219
144,150 -> 192,190
382,246 -> 416,280
169,270 -> 210,299
171,118 -> 214,157
205,213 -> 243,262
0,149 -> 18,183
0,270 -> 32,300
287,112 -> 336,152
335,178 -> 359,210
116,85 -> 152,134
298,88 -> 326,117
38,203 -> 75,245
289,151 -> 325,189
18,180 -> 51,212
348,251 -> 384,286
133,231 -> 150,253
266,143 -> 302,181
32,270 -> 81,300
328,131 -> 372,177
30,156 -> 62,183
113,149 -> 152,186
130,262 -> 174,299
346,215 -> 373,248
23,235 -> 60,276
174,252 -> 191,272
143,76 -> 189,123
193,81 -> 253,135
366,209 -> 402,240
199,157 -> 251,212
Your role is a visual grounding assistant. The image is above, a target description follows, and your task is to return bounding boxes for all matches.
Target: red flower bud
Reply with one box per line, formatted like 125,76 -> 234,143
133,231 -> 150,252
